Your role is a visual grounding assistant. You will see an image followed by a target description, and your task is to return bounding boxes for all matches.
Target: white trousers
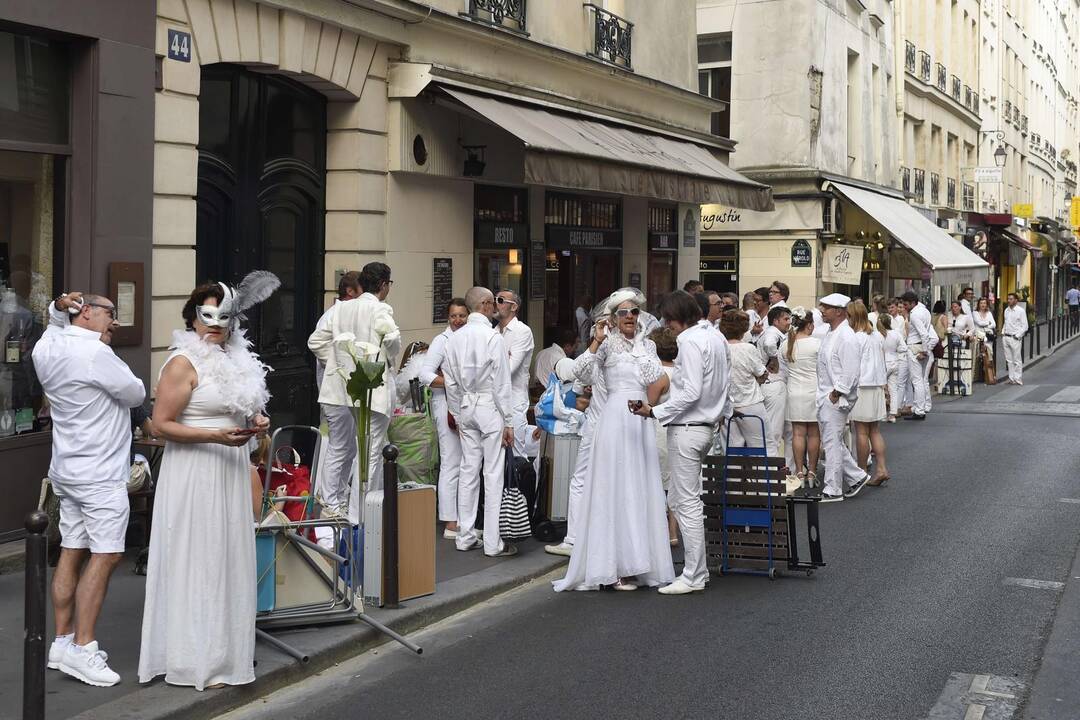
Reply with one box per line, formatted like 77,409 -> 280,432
817,402 -> 864,496
885,363 -> 900,417
1003,335 -> 1023,383
455,402 -> 506,556
563,418 -> 594,546
666,425 -> 714,587
431,393 -> 461,522
909,350 -> 934,416
319,403 -> 356,514
728,402 -> 770,454
510,400 -> 530,457
761,381 -> 786,460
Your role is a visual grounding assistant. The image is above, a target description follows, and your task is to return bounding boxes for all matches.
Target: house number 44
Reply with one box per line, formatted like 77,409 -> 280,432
168,30 -> 191,62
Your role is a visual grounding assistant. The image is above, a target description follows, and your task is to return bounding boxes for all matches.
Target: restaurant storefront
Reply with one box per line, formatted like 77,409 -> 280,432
0,3 -> 155,540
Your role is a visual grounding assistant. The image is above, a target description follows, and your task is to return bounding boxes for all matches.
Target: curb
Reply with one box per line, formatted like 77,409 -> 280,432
68,548 -> 567,720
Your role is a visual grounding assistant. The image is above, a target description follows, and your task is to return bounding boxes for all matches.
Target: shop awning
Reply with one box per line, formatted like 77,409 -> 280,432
440,87 -> 773,211
829,181 -> 988,287
996,228 -> 1043,256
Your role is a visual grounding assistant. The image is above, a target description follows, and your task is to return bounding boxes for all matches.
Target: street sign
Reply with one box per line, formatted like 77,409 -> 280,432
1014,203 -> 1034,219
973,166 -> 1003,183
791,239 -> 812,267
1070,196 -> 1080,229
167,30 -> 191,62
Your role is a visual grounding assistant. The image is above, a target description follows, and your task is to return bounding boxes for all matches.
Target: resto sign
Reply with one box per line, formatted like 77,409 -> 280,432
821,244 -> 864,284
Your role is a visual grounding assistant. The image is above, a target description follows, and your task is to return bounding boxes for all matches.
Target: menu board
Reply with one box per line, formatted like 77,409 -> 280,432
432,258 -> 452,325
529,241 -> 546,300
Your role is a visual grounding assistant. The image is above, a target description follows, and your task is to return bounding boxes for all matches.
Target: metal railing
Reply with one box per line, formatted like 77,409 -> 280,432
947,177 -> 956,208
951,75 -> 962,102
584,3 -> 632,69
1024,312 -> 1080,361
919,51 -> 932,83
971,91 -> 980,113
936,62 -> 947,92
466,0 -> 528,33
964,84 -> 973,109
930,172 -> 940,205
962,182 -> 975,211
905,41 -> 916,74
901,166 -> 911,193
914,168 -> 926,203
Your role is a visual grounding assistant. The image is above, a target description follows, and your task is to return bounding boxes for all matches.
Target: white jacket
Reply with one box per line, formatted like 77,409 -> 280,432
307,293 -> 401,414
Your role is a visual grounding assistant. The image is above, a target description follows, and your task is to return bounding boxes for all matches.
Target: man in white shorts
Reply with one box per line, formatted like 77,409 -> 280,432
32,291 -> 146,687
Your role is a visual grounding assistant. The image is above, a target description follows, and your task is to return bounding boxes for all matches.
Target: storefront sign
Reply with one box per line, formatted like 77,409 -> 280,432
475,222 -> 528,249
546,226 -> 622,249
791,239 -> 812,267
682,208 -> 697,248
700,200 -> 824,234
649,232 -> 678,252
699,259 -> 736,272
973,167 -> 1003,184
167,30 -> 191,62
529,241 -> 546,300
821,244 -> 864,284
1014,203 -> 1034,220
1070,196 -> 1080,229
432,258 -> 452,325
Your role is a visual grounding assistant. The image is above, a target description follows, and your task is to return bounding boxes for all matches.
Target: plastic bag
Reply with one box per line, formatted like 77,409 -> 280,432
387,387 -> 439,485
535,372 -> 584,435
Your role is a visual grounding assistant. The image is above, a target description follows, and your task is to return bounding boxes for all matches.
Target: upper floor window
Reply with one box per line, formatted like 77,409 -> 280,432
697,34 -> 731,138
465,0 -> 527,35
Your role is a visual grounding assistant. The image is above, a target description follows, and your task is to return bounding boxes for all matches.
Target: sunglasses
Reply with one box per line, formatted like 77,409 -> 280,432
495,296 -> 517,306
85,302 -> 118,320
614,308 -> 641,318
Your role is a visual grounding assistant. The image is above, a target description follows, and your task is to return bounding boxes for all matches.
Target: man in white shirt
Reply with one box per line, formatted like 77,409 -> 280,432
767,281 -> 790,318
1066,282 -> 1080,330
313,271 -> 362,391
759,305 -> 793,468
634,290 -> 729,595
960,287 -> 975,318
32,291 -> 146,687
495,290 -> 535,456
443,287 -> 517,557
901,290 -> 937,420
532,328 -> 578,390
1002,292 -> 1029,384
575,295 -> 593,348
308,262 -> 401,514
816,294 -> 870,502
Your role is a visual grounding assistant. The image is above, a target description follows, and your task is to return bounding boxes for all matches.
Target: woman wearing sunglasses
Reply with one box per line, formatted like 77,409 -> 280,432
553,290 -> 674,593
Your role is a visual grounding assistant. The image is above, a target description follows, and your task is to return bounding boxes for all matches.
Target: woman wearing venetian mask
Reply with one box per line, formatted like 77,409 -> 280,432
139,274 -> 278,691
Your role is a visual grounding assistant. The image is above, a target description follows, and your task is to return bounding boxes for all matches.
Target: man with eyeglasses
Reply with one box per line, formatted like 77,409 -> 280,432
32,291 -> 145,686
495,290 -> 534,456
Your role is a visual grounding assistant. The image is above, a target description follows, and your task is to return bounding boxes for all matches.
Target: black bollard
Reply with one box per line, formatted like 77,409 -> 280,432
23,510 -> 49,720
381,445 -> 400,609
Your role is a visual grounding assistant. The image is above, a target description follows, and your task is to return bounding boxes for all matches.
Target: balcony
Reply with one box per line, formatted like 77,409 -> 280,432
930,172 -> 940,205
935,63 -> 947,92
947,177 -> 957,208
901,166 -> 911,193
905,41 -> 916,74
951,75 -> 961,102
919,51 -> 931,83
1013,105 -> 1021,125
1021,115 -> 1028,134
1005,99 -> 1012,119
964,84 -> 973,109
585,4 -> 633,70
466,0 -> 527,34
914,168 -> 926,203
963,182 -> 975,211
971,92 -> 979,112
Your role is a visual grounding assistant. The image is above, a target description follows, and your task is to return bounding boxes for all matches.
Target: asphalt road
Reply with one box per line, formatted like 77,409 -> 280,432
222,346 -> 1080,720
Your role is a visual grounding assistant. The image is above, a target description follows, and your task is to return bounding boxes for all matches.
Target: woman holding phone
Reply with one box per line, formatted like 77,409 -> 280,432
554,290 -> 674,592
140,278 -> 275,690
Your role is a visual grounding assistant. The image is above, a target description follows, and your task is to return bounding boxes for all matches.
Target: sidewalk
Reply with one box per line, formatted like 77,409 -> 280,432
1023,534 -> 1080,719
1,534 -> 567,720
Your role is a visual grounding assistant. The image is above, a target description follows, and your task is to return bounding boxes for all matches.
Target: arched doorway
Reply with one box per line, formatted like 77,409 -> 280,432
196,65 -> 326,426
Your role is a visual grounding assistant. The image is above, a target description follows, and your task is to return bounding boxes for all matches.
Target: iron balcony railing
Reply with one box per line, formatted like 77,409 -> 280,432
901,166 -> 911,193
947,177 -> 957,208
1005,99 -> 1012,119
936,63 -> 947,92
1013,105 -> 1021,125
964,84 -> 973,109
1021,115 -> 1028,133
962,182 -> 975,211
919,51 -> 932,83
914,168 -> 926,203
466,0 -> 527,33
971,92 -> 980,112
905,41 -> 916,74
931,172 -> 940,205
951,75 -> 961,102
584,4 -> 632,70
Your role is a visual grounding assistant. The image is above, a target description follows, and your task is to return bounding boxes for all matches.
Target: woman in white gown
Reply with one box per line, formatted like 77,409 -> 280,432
140,280 -> 273,690
781,307 -> 821,485
553,292 -> 674,592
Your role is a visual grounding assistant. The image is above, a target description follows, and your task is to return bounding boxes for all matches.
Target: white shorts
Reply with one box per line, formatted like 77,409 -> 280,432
52,477 -> 129,554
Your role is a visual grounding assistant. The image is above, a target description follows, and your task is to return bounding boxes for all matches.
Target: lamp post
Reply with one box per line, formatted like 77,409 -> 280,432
977,130 -> 1008,211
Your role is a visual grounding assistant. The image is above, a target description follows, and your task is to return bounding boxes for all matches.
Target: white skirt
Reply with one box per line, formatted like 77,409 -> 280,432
851,386 -> 887,423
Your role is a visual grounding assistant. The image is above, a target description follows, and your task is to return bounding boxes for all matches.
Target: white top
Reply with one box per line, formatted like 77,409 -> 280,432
728,342 -> 766,408
639,310 -> 661,337
884,328 -> 907,365
890,313 -> 908,340
757,325 -> 786,380
652,320 -> 730,426
575,306 -> 592,345
1003,305 -> 1029,338
443,313 -> 514,424
782,336 -> 820,393
906,302 -> 937,350
532,343 -> 566,389
419,326 -> 453,397
308,292 -> 401,414
500,316 -> 535,408
960,298 -> 972,318
947,313 -> 975,338
31,302 -> 146,483
811,308 -> 830,339
855,331 -> 887,387
972,310 -> 996,337
1067,288 -> 1080,306
312,299 -> 342,389
817,322 -> 860,407
743,308 -> 763,344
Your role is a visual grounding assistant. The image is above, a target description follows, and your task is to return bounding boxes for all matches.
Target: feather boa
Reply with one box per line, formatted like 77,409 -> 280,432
169,328 -> 271,417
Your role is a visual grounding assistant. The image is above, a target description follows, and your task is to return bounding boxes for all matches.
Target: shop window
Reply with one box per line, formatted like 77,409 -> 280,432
647,205 -> 678,306
0,150 -> 64,437
0,30 -> 70,146
474,186 -> 528,319
544,193 -> 619,229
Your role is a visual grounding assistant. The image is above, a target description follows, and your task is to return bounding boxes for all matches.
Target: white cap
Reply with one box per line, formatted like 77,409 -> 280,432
554,357 -> 577,383
818,293 -> 851,308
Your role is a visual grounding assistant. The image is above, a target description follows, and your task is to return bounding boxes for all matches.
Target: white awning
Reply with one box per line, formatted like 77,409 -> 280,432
830,182 -> 989,287
440,87 -> 773,211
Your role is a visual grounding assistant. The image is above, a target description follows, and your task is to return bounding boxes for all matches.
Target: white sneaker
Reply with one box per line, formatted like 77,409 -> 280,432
58,641 -> 120,687
544,542 -> 573,557
48,634 -> 73,670
442,527 -> 458,540
658,577 -> 706,595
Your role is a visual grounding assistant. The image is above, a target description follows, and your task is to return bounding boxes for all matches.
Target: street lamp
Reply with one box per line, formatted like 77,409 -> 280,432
994,144 -> 1007,167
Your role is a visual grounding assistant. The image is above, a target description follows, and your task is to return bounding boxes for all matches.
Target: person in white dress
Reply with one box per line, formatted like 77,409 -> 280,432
848,301 -> 890,487
419,298 -> 468,539
782,307 -> 821,486
889,299 -> 913,414
647,327 -> 681,547
140,277 -> 275,690
720,310 -> 770,453
881,314 -> 907,422
972,297 -> 997,385
946,300 -> 975,347
553,292 -> 674,592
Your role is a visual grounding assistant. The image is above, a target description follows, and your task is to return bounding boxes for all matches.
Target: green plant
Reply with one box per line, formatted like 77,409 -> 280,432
334,334 -> 385,490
